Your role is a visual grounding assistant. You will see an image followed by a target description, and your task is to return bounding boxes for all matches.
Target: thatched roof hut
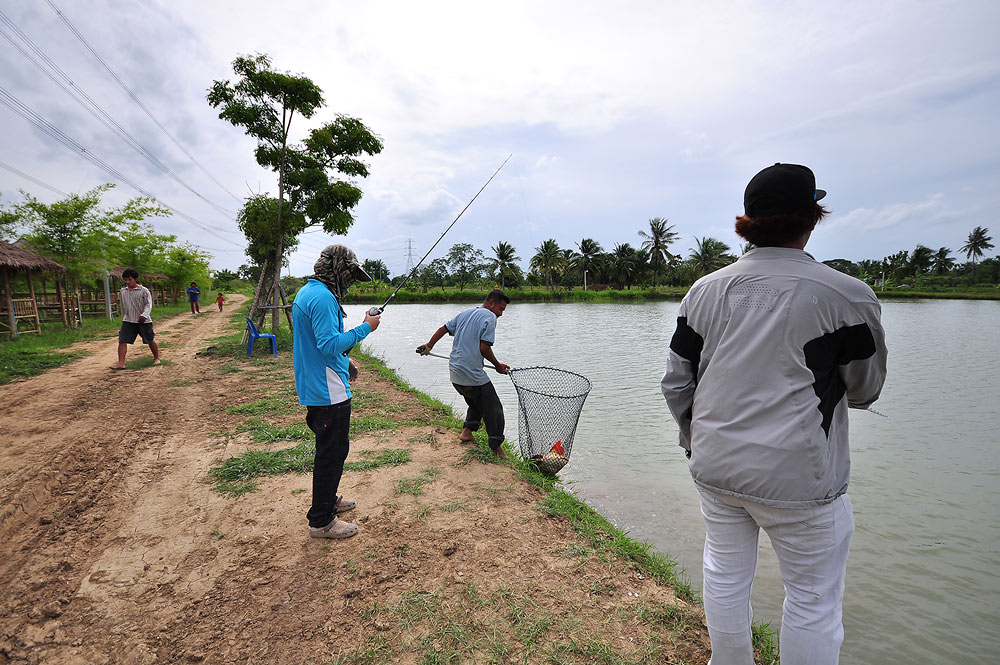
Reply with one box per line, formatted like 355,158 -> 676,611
0,241 -> 66,274
1,241 -> 68,337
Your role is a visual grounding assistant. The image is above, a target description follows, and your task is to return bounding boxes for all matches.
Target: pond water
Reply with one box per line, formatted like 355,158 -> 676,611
346,299 -> 1000,665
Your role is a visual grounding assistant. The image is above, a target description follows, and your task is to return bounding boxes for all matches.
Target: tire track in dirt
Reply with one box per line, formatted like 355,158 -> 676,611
0,299 -> 246,660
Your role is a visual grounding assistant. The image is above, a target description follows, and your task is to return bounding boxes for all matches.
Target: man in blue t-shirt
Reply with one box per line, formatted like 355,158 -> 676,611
419,290 -> 511,457
292,244 -> 380,539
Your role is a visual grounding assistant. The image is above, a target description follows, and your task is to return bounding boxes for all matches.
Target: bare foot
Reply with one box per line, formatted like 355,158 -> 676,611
491,447 -> 508,459
109,365 -> 125,370
459,427 -> 474,443
152,359 -> 162,366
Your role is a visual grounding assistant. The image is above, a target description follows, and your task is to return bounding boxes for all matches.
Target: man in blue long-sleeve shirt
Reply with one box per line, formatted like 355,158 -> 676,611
292,245 -> 380,539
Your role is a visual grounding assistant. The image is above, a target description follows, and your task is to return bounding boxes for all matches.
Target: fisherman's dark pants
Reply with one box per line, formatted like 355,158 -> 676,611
305,399 -> 351,528
453,381 -> 505,451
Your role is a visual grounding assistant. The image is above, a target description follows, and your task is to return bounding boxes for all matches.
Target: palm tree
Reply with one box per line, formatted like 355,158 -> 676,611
960,226 -> 994,266
689,236 -> 734,277
489,241 -> 521,289
908,245 -> 934,276
932,247 -> 955,275
637,217 -> 678,287
529,238 -> 566,290
575,238 -> 603,285
609,243 -> 638,289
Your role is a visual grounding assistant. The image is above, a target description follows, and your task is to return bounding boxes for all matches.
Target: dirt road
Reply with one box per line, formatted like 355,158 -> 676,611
0,298 -> 709,665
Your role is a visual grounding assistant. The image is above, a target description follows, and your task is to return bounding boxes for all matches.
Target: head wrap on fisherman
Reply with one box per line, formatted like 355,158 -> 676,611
312,245 -> 372,304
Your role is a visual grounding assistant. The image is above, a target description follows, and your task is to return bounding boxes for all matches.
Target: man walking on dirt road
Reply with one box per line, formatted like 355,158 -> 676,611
110,268 -> 161,370
292,245 -> 380,540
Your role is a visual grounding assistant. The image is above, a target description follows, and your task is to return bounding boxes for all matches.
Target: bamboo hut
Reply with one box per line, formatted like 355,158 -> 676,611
0,241 -> 67,338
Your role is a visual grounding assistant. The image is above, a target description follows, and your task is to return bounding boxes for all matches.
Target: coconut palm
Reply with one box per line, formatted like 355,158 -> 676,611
488,241 -> 521,289
908,245 -> 934,275
932,247 -> 955,275
960,226 -> 994,266
574,238 -> 603,287
609,243 -> 638,289
529,238 -> 566,290
688,236 -> 734,277
638,217 -> 678,287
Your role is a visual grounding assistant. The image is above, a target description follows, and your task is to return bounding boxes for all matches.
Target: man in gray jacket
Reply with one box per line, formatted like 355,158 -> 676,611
662,164 -> 887,665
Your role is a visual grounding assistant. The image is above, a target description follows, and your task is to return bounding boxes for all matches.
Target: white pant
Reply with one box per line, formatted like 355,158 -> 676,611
697,488 -> 854,665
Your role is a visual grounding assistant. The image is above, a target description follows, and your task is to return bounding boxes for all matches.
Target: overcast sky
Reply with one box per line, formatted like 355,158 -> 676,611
1,0 -> 998,277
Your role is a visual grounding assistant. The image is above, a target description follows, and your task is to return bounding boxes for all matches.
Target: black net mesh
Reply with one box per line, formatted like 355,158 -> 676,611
508,366 -> 592,475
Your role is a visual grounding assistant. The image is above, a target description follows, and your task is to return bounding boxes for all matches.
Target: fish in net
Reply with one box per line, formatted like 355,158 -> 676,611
507,366 -> 592,475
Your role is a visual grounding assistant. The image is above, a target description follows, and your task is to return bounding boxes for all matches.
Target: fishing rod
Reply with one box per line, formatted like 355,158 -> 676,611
365,154 -> 511,318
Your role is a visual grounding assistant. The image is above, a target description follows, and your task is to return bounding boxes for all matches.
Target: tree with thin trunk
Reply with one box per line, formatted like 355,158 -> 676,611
960,226 -> 994,267
638,217 -> 678,287
489,241 -> 521,289
208,53 -> 382,334
529,239 -> 565,291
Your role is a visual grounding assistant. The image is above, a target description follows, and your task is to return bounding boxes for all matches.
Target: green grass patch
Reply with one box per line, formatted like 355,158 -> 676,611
227,396 -> 297,416
210,445 -> 411,495
393,467 -> 440,496
169,378 -> 194,387
536,488 -> 694,602
344,449 -> 411,471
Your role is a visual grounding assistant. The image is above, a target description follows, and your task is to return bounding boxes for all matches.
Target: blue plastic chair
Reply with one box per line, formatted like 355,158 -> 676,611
245,317 -> 277,357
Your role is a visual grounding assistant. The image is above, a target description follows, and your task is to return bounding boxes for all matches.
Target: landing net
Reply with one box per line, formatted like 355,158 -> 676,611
507,366 -> 592,475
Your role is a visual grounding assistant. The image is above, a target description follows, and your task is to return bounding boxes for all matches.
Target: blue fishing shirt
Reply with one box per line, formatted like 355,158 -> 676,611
291,279 -> 371,406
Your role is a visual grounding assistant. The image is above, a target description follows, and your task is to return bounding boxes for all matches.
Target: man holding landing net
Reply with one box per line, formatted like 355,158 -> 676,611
419,289 -> 511,458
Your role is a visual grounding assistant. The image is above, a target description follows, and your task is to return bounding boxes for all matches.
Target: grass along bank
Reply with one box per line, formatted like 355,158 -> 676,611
201,312 -> 778,663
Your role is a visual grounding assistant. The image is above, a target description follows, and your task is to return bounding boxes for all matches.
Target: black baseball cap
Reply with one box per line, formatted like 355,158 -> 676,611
744,163 -> 826,217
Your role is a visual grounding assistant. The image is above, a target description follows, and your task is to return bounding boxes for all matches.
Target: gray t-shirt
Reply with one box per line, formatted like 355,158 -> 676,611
444,306 -> 497,386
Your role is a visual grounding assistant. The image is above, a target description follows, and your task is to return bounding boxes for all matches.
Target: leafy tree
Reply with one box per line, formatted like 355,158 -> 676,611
638,217 -> 678,286
236,195 -> 302,268
529,238 -> 566,290
163,243 -> 212,297
208,53 -> 382,333
488,241 -> 521,289
0,195 -> 19,242
960,226 -> 994,266
109,222 -> 176,277
362,258 -> 390,282
824,259 -> 859,275
418,257 -> 449,291
932,247 -> 955,275
908,245 -> 934,276
212,269 -> 240,291
688,236 -> 735,277
12,184 -> 167,287
445,243 -> 485,290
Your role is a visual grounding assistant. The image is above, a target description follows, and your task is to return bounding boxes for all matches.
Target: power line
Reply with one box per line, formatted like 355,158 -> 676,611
0,85 -> 244,248
0,159 -> 68,197
43,0 -> 242,203
0,9 -> 236,218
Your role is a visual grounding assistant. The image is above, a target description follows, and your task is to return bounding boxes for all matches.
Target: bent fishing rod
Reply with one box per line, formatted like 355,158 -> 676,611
365,154 -> 511,318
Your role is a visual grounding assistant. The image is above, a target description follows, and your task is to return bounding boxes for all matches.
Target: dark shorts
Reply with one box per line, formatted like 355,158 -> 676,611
119,321 -> 155,344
